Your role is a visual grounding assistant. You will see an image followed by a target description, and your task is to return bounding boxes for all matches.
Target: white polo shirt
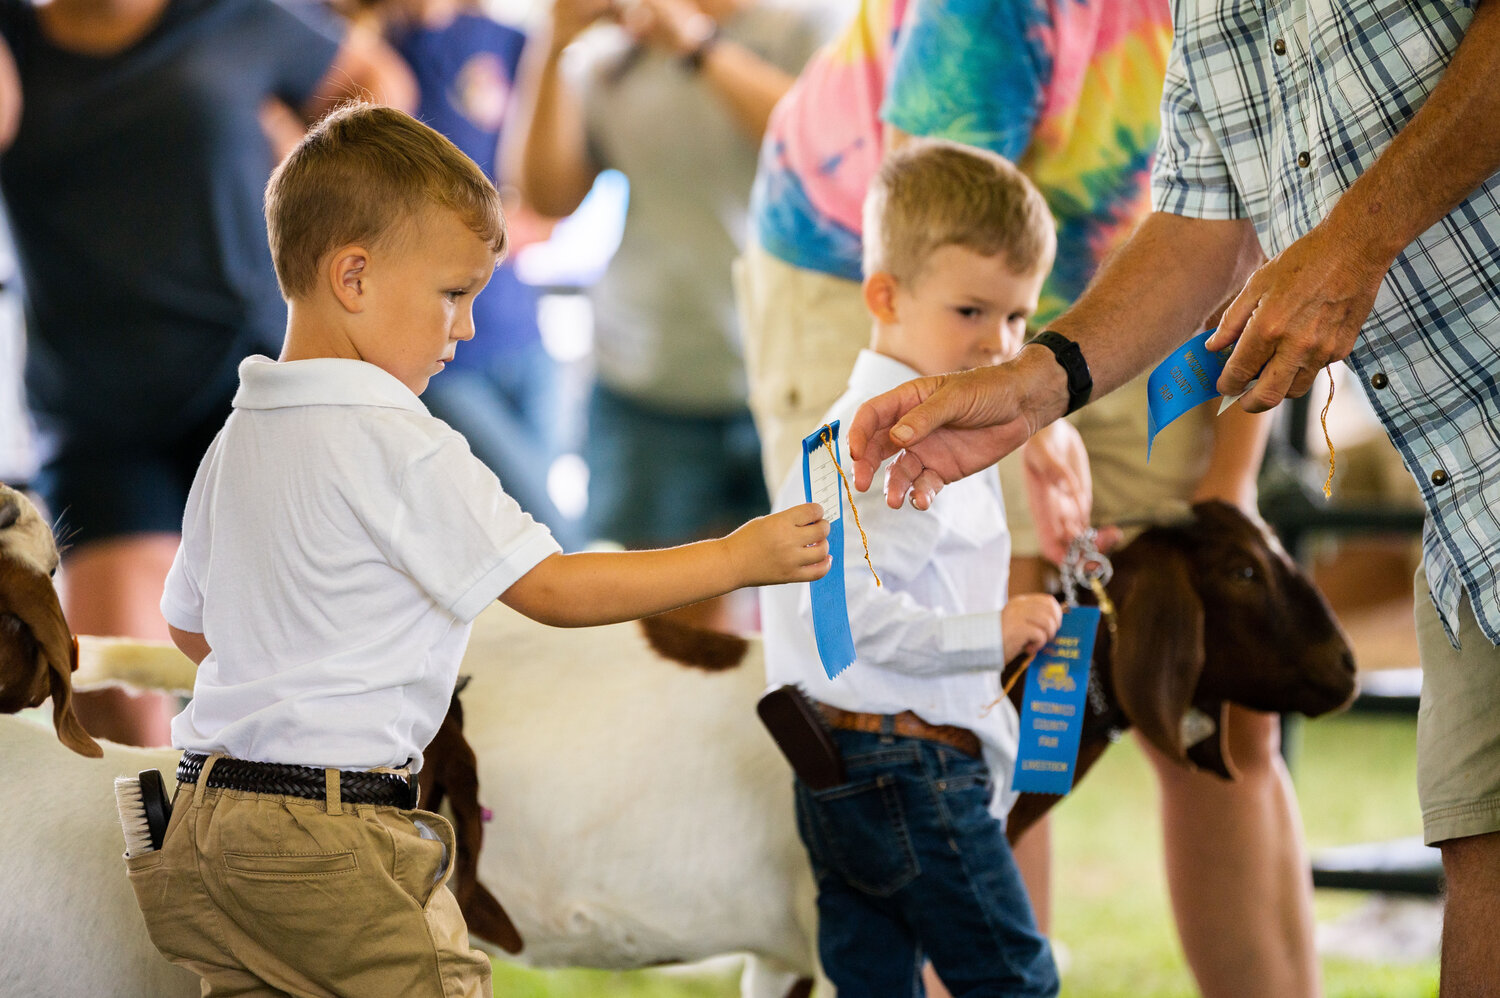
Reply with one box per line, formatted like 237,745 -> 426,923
162,356 -> 560,771
761,350 -> 1019,816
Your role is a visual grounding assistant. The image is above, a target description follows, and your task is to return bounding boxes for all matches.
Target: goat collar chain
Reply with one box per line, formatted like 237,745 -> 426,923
1060,531 -> 1116,640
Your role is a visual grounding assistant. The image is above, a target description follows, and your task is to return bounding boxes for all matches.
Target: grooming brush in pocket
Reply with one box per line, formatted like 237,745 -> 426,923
115,770 -> 172,857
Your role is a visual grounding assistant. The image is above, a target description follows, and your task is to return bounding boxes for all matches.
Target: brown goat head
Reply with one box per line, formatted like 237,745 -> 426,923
0,484 -> 100,757
1007,501 -> 1357,840
1108,500 -> 1357,778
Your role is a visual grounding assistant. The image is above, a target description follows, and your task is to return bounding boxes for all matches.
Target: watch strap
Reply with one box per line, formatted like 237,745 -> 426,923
1029,330 -> 1093,415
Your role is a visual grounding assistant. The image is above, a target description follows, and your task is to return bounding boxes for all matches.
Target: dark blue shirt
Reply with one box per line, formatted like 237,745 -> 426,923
0,0 -> 340,448
392,13 -> 540,366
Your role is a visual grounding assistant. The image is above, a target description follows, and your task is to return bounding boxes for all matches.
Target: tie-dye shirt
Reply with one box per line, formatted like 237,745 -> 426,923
752,0 -> 1171,325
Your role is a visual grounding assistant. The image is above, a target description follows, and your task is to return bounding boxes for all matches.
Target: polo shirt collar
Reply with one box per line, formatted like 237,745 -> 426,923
232,356 -> 429,414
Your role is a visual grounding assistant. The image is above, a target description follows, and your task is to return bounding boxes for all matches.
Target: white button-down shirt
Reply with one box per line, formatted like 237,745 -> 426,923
1152,0 -> 1500,646
762,350 -> 1019,815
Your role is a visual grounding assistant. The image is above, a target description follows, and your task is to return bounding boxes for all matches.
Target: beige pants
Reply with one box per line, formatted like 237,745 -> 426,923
735,242 -> 1215,543
126,759 -> 491,998
733,242 -> 871,493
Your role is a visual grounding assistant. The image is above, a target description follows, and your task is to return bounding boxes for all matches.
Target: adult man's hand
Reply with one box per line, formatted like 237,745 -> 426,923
849,347 -> 1068,509
1206,213 -> 1387,413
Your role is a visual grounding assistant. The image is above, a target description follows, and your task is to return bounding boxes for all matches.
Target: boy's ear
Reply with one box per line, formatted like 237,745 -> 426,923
328,246 -> 370,314
862,271 -> 900,324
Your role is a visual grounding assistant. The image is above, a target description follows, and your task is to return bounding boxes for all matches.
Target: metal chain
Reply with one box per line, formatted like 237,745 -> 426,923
1059,528 -> 1113,608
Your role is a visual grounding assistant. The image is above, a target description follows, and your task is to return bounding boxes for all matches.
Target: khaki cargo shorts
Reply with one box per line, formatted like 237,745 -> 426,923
1415,566 -> 1500,845
126,760 -> 491,997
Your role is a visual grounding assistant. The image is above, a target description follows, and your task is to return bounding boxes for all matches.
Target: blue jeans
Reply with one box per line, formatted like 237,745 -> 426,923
794,728 -> 1058,998
583,381 -> 767,548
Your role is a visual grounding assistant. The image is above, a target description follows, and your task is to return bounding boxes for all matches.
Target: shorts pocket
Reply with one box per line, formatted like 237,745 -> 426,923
808,774 -> 920,897
124,851 -> 165,873
390,809 -> 456,910
222,851 -> 358,878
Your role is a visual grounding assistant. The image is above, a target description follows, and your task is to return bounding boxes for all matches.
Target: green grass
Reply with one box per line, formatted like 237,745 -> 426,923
489,712 -> 1439,996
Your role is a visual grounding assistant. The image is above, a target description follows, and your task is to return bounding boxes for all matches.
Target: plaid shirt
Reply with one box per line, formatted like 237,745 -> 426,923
1151,0 -> 1500,648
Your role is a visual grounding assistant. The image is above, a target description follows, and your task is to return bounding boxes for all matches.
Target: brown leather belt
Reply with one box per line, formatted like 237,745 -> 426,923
814,702 -> 982,759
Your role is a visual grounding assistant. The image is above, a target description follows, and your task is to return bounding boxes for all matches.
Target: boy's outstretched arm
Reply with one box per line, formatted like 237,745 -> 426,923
500,503 -> 831,627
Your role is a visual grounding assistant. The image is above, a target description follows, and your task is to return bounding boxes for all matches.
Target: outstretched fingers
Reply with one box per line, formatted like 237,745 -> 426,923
849,377 -> 945,491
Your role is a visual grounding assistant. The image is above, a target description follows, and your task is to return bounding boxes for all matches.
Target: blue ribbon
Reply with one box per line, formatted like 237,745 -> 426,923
1012,605 -> 1100,795
1145,328 -> 1232,459
803,421 -> 856,679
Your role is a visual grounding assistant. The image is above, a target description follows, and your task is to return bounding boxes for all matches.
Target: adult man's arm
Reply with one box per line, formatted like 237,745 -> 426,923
850,212 -> 1263,508
1208,0 -> 1500,411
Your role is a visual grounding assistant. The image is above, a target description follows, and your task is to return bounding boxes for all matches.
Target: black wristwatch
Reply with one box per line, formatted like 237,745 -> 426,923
1028,330 -> 1093,415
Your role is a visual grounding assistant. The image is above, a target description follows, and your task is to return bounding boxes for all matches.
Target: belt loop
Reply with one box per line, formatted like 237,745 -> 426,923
325,769 -> 343,815
879,713 -> 895,744
194,753 -> 223,808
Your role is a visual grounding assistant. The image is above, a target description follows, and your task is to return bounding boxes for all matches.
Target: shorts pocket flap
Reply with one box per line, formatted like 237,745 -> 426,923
223,851 -> 357,877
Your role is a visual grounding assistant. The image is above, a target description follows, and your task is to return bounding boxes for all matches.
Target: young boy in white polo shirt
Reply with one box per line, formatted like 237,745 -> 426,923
761,139 -> 1064,996
126,103 -> 830,998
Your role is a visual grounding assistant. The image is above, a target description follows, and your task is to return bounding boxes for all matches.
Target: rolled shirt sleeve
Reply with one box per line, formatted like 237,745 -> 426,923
1150,29 -> 1249,220
385,435 -> 561,624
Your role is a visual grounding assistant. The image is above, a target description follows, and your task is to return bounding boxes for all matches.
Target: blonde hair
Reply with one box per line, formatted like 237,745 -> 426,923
862,139 -> 1054,284
265,102 -> 507,300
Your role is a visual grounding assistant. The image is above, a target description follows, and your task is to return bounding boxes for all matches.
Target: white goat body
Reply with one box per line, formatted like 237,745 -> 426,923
0,605 -> 819,998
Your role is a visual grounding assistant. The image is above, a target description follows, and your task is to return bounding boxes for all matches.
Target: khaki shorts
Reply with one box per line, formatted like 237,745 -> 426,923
1002,373 -> 1215,557
126,760 -> 491,997
733,242 -> 870,493
1415,566 -> 1500,845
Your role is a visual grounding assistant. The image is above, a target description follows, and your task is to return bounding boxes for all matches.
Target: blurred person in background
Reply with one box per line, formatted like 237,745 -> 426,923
0,0 -> 411,745
345,0 -> 585,549
505,0 -> 840,567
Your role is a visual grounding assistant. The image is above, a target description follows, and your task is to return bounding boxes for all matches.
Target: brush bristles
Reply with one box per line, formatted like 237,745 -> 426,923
114,777 -> 157,858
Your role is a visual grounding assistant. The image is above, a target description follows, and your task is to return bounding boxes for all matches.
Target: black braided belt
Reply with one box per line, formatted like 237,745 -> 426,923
177,752 -> 417,808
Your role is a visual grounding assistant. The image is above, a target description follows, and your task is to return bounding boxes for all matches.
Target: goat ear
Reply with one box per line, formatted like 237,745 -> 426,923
1182,701 -> 1237,780
48,638 -> 102,759
1112,542 -> 1204,768
0,558 -> 101,758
